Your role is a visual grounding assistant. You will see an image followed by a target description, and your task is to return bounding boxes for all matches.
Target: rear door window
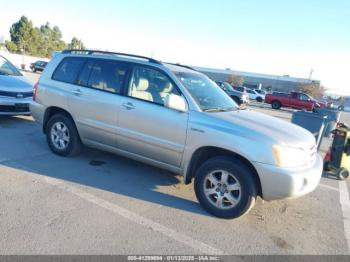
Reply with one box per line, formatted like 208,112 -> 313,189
87,60 -> 129,94
52,57 -> 86,84
76,60 -> 94,86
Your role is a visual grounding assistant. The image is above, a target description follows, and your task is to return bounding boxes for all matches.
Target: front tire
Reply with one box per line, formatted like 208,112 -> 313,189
194,157 -> 257,219
256,97 -> 263,103
46,114 -> 82,157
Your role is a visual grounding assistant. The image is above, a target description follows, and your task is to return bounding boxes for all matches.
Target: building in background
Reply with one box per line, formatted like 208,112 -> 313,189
194,66 -> 320,93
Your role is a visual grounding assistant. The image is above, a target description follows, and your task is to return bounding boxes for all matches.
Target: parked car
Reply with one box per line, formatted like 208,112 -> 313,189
265,91 -> 321,111
254,89 -> 267,96
254,89 -> 267,101
30,50 -> 323,219
246,89 -> 264,102
233,86 -> 246,93
30,61 -> 48,73
319,99 -> 334,108
215,81 -> 249,105
0,55 -> 33,115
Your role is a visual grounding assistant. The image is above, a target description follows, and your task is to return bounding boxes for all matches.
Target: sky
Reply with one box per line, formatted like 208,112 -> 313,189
0,0 -> 349,94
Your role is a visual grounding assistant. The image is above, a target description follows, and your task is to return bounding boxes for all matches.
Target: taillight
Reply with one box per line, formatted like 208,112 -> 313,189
33,82 -> 39,101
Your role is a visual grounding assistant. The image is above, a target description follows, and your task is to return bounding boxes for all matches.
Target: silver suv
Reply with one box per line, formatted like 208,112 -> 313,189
30,50 -> 323,219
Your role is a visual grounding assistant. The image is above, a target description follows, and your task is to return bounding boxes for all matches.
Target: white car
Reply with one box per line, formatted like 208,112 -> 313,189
0,55 -> 33,115
246,89 -> 264,102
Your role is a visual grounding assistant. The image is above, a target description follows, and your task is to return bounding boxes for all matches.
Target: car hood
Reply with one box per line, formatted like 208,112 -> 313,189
211,109 -> 316,149
0,75 -> 33,92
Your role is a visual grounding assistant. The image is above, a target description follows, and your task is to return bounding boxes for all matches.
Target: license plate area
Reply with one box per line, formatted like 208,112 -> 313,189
14,103 -> 29,112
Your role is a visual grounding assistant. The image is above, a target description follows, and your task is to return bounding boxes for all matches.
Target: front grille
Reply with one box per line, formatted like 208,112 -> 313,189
0,104 -> 30,113
0,91 -> 33,98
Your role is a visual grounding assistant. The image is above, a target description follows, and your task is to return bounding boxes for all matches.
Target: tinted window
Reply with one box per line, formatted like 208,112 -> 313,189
76,60 -> 94,86
300,94 -> 309,101
128,66 -> 180,105
87,60 -> 129,94
53,57 -> 86,84
273,92 -> 288,97
236,86 -> 245,92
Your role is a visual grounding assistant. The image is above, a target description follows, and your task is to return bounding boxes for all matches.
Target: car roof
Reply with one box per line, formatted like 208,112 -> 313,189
163,63 -> 198,74
59,49 -> 198,74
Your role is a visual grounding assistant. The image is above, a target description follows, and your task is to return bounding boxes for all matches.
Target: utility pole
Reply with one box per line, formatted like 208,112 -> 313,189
309,69 -> 314,80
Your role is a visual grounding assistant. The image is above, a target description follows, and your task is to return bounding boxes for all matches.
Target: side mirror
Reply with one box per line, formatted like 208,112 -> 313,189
164,94 -> 187,112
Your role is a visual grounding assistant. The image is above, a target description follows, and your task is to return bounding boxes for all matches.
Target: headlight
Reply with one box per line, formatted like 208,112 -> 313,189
272,145 -> 309,168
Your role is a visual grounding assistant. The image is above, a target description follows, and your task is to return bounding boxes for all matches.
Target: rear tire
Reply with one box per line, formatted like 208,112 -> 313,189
194,156 -> 257,219
271,101 -> 281,110
256,97 -> 263,103
46,114 -> 82,157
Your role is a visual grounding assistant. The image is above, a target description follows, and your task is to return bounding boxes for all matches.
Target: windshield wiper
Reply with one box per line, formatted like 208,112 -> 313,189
0,72 -> 10,76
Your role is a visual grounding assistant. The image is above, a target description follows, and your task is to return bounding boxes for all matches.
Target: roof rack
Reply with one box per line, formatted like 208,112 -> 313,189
61,49 -> 162,65
164,62 -> 196,71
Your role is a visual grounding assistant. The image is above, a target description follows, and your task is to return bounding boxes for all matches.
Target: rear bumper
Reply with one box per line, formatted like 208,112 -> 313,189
0,97 -> 32,115
29,101 -> 46,125
255,154 -> 323,200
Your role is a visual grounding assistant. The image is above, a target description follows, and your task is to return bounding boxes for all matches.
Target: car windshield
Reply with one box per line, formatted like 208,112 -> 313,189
256,90 -> 265,94
174,71 -> 238,112
222,82 -> 234,92
0,56 -> 22,76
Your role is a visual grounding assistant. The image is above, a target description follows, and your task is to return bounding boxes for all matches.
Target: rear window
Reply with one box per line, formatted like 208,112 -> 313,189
52,57 -> 86,84
272,92 -> 288,97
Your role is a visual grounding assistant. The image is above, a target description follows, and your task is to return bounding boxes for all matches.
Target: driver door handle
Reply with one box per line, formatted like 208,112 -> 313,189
72,89 -> 82,96
122,102 -> 135,110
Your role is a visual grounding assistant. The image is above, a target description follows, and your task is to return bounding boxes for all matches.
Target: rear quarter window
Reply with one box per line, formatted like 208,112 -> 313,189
52,57 -> 86,84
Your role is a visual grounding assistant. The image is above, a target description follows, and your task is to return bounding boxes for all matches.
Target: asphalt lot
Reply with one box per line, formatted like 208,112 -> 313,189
1,71 -> 350,255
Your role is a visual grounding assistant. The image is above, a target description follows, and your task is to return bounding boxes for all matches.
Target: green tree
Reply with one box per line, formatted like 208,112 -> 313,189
298,82 -> 324,98
39,23 -> 66,57
8,16 -> 84,58
68,37 -> 85,49
5,40 -> 17,53
227,74 -> 244,86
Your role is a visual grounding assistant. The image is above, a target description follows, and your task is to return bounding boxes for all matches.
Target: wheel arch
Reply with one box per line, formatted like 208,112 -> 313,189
43,106 -> 75,134
185,146 -> 262,197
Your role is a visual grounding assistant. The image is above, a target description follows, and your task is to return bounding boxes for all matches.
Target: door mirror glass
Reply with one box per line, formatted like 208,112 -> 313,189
164,94 -> 187,112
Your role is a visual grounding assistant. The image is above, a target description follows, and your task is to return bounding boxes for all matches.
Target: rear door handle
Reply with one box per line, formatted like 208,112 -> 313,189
122,102 -> 135,110
72,89 -> 82,96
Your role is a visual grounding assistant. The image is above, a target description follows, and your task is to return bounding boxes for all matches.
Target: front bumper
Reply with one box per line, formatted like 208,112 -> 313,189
0,96 -> 32,115
254,154 -> 323,200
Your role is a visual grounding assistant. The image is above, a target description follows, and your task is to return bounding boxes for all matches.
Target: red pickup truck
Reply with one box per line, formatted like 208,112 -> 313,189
265,92 -> 322,111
